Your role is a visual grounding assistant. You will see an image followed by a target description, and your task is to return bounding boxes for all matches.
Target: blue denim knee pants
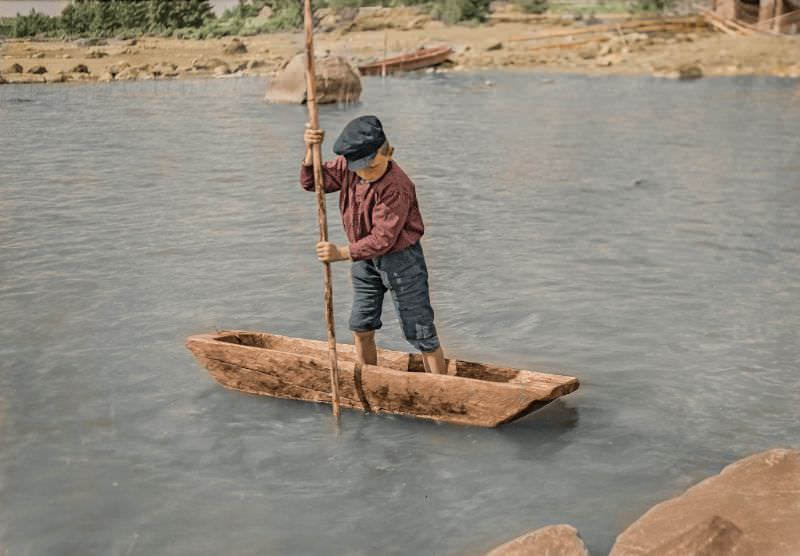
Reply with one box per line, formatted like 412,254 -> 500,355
349,241 -> 440,353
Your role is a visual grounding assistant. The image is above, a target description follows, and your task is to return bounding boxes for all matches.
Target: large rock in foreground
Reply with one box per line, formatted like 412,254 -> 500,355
487,524 -> 590,556
265,54 -> 361,104
611,449 -> 800,556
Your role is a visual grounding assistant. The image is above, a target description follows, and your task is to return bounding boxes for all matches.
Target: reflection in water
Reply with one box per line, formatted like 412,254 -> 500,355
0,73 -> 799,555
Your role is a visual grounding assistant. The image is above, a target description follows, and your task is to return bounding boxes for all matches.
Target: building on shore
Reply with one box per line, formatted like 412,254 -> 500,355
713,0 -> 800,32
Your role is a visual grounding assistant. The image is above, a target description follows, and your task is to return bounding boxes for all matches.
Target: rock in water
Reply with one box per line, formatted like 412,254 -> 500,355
265,54 -> 361,105
487,524 -> 589,556
610,448 -> 800,556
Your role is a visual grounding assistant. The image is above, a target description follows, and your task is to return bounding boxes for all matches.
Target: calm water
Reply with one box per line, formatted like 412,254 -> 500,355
1,73 -> 799,555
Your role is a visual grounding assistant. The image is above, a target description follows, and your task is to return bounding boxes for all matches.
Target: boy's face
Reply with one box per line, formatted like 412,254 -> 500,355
354,149 -> 392,182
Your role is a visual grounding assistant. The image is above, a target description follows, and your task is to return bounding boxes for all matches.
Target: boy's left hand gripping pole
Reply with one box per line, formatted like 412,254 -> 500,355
304,0 -> 342,418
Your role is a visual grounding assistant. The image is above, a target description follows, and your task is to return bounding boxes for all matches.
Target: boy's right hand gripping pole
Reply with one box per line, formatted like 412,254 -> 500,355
303,0 -> 342,418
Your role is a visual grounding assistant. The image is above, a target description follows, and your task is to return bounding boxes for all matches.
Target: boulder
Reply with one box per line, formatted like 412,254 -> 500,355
27,65 -> 47,74
223,38 -> 248,55
98,71 -> 114,82
5,63 -> 23,73
67,72 -> 91,82
346,6 -> 430,32
265,54 -> 361,104
487,524 -> 589,556
213,64 -> 231,76
45,72 -> 66,83
106,62 -> 130,76
314,7 -> 359,32
610,449 -> 800,556
115,67 -> 140,81
152,62 -> 178,77
70,63 -> 90,74
0,74 -> 6,85
87,49 -> 108,59
645,515 -> 752,556
31,52 -> 45,59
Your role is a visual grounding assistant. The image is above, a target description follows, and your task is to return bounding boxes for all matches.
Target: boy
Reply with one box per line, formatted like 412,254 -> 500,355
301,115 -> 447,374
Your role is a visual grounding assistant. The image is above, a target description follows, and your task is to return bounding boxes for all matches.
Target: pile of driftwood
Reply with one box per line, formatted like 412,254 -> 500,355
700,7 -> 791,35
508,15 -> 709,54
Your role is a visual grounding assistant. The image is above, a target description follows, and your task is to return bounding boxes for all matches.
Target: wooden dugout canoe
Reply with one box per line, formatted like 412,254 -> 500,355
186,331 -> 579,427
357,46 -> 454,76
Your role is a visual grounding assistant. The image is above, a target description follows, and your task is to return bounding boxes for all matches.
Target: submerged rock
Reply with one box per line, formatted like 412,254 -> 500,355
487,524 -> 590,556
265,54 -> 361,104
610,448 -> 800,556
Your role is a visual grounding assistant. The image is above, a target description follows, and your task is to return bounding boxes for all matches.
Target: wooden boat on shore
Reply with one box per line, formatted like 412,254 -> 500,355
186,330 -> 579,427
357,46 -> 454,76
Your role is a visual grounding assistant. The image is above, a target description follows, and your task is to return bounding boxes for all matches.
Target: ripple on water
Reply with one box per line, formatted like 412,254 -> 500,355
1,74 -> 799,556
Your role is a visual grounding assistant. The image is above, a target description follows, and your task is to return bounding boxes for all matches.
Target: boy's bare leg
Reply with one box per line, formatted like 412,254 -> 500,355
421,346 -> 447,374
353,330 -> 377,366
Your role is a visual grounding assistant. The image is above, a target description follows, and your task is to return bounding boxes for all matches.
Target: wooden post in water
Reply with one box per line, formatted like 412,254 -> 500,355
303,0 -> 341,418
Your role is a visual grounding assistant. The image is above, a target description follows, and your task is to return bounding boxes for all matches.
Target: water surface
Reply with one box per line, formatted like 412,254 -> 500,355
1,73 -> 799,555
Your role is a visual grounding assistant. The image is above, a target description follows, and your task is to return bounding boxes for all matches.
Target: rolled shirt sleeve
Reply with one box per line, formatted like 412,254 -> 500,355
300,156 -> 347,194
349,187 -> 411,261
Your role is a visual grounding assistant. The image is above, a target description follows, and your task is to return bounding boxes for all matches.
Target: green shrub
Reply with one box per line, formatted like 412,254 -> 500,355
430,0 -> 490,23
632,0 -> 673,11
517,0 -> 548,13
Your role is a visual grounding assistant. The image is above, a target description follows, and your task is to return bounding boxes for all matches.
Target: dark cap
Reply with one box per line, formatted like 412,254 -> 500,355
333,115 -> 386,171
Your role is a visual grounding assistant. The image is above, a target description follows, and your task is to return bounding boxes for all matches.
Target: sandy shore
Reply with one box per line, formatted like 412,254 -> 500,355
2,16 -> 800,85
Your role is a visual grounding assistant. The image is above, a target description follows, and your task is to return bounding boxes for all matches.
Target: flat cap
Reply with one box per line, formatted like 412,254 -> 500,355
333,115 -> 386,171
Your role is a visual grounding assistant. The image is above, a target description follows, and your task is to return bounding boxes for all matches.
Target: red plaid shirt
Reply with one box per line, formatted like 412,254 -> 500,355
300,157 -> 425,261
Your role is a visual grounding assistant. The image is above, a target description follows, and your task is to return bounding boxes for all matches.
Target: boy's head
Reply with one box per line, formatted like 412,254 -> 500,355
333,115 -> 394,182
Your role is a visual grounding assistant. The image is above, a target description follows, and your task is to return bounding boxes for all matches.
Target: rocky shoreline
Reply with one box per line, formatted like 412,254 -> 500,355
488,448 -> 800,556
2,8 -> 800,86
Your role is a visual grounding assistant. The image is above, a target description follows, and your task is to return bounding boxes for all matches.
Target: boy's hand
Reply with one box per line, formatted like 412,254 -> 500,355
304,124 -> 324,148
316,242 -> 350,263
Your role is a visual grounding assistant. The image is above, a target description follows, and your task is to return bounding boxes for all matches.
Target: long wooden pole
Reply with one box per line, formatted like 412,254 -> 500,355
303,0 -> 341,418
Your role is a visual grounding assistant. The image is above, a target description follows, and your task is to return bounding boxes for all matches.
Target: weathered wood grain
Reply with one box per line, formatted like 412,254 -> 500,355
186,331 -> 579,427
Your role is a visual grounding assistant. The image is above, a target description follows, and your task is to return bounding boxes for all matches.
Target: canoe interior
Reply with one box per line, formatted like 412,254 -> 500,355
214,331 -> 565,387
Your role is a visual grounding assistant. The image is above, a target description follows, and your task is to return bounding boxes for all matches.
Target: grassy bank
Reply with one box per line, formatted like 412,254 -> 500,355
0,0 -> 673,40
